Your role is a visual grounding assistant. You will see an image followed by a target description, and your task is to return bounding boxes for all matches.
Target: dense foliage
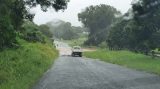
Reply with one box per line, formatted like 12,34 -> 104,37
107,0 -> 160,54
21,21 -> 46,43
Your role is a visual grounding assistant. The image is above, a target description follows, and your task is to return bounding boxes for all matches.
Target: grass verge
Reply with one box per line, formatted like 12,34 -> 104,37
0,39 -> 58,89
84,49 -> 160,75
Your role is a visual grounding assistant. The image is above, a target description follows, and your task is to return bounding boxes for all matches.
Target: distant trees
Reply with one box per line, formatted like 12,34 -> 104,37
0,0 -> 69,50
39,25 -> 53,38
47,20 -> 85,40
78,4 -> 121,45
56,22 -> 78,40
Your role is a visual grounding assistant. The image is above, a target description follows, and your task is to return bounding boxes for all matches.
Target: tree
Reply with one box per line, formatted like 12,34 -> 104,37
107,19 -> 128,50
0,0 -> 69,50
107,0 -> 160,54
0,0 -> 17,50
25,0 -> 68,11
51,22 -> 78,40
132,0 -> 160,53
78,4 -> 121,45
39,24 -> 53,38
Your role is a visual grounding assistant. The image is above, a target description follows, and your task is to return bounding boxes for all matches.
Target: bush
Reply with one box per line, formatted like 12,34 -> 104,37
21,21 -> 46,43
24,31 -> 45,43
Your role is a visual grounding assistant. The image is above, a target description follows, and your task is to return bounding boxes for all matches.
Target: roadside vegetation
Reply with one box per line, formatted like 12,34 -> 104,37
0,0 -> 69,89
0,20 -> 59,89
84,49 -> 160,75
0,39 -> 58,89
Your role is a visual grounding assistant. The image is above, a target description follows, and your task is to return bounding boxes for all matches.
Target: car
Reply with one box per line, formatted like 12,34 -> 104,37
71,46 -> 83,57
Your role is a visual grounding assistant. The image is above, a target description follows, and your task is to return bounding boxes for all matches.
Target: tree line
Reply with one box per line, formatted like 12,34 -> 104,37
46,20 -> 88,40
78,0 -> 160,54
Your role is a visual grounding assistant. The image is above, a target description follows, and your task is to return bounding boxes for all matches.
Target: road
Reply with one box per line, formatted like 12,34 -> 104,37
33,41 -> 160,89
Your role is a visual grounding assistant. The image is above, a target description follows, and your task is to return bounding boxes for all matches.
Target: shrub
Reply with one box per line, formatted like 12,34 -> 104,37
24,31 -> 45,43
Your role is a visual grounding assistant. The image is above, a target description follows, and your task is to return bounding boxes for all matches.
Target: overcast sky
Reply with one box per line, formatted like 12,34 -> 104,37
33,0 -> 132,26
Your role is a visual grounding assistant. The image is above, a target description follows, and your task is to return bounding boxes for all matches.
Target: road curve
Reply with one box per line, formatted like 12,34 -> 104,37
32,56 -> 160,89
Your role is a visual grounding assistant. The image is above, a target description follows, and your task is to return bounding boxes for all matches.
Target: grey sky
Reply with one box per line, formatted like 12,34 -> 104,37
33,0 -> 132,26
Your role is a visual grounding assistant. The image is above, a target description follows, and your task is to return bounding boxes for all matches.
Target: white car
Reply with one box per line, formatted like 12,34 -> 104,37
71,46 -> 83,57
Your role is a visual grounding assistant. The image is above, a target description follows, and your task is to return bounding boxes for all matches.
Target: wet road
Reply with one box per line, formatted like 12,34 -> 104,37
33,41 -> 160,89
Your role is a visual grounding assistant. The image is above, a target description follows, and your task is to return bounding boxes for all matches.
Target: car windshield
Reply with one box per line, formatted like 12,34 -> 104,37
2,0 -> 160,89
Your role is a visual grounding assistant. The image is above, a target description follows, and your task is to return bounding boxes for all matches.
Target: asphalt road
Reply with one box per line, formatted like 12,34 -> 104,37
33,41 -> 160,89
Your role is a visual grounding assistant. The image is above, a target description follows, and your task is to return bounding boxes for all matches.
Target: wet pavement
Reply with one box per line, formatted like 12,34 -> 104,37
33,41 -> 160,89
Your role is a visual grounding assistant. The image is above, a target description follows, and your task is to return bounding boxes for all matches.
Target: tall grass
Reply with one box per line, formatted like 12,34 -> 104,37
84,49 -> 160,75
0,40 -> 58,89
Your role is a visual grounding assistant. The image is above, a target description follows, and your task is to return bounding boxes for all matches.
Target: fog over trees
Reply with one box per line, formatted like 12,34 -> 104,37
46,19 -> 88,40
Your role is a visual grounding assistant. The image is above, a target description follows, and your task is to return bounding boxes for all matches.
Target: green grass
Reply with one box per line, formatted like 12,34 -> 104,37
0,39 -> 58,89
84,49 -> 160,75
